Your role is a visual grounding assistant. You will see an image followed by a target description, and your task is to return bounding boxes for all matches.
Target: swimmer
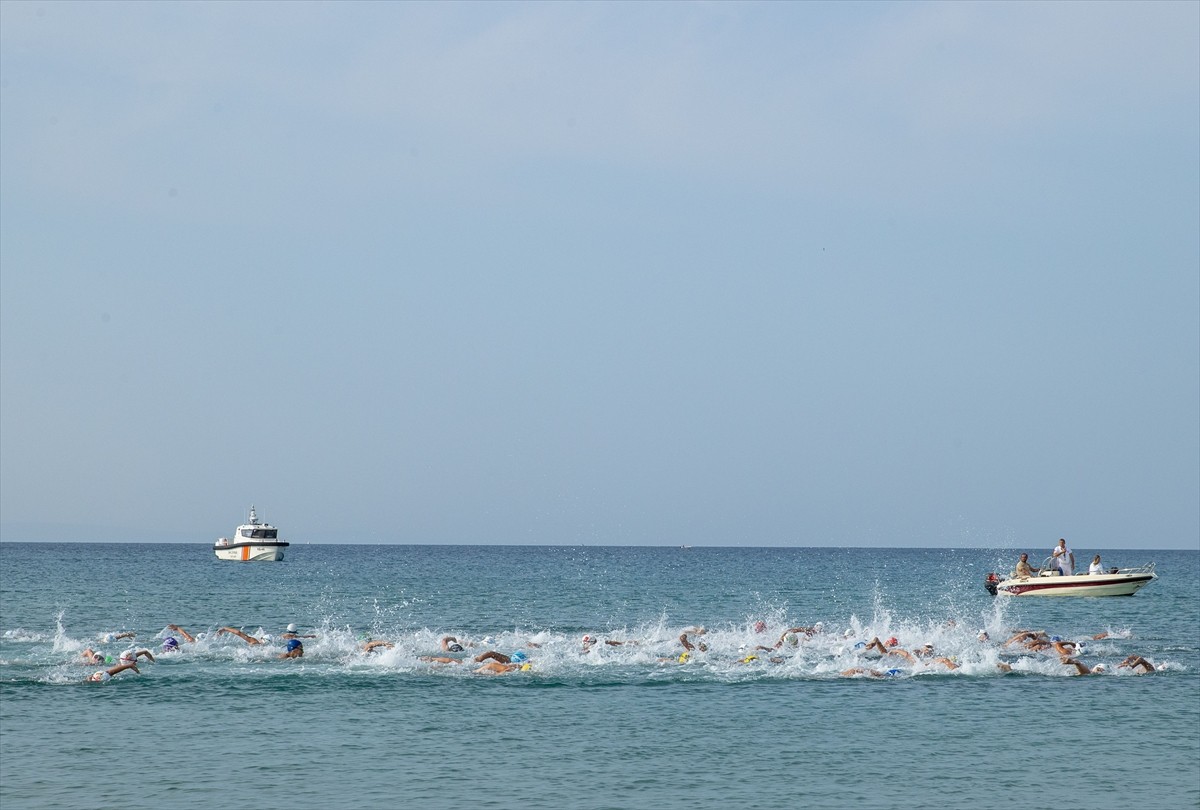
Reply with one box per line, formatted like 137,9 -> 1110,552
753,620 -> 767,634
278,639 -> 303,659
420,656 -> 463,664
840,667 -> 904,678
473,650 -> 512,664
883,647 -> 917,663
474,661 -> 528,675
164,625 -> 198,644
217,627 -> 264,645
1060,656 -> 1106,676
1118,655 -> 1158,674
774,626 -> 821,648
736,654 -> 785,665
582,635 -> 632,652
87,662 -> 139,682
679,633 -> 708,653
1006,631 -> 1052,652
860,637 -> 897,655
474,648 -> 536,664
929,656 -> 959,670
99,631 -> 136,643
79,648 -> 111,666
475,650 -> 531,675
1051,638 -> 1081,656
282,624 -> 316,640
440,636 -> 466,653
119,648 -> 155,665
363,640 -> 395,654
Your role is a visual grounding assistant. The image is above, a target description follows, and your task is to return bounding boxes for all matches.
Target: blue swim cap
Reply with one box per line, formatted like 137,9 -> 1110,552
162,637 -> 179,651
286,639 -> 301,652
885,668 -> 902,677
853,641 -> 866,649
1051,636 -> 1062,642
511,650 -> 527,663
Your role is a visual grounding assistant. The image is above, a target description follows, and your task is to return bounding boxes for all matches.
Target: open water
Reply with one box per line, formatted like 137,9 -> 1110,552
1,543 -> 1197,810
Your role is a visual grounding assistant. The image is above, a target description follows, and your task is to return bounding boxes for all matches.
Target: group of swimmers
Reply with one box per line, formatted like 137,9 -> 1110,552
363,618 -> 1163,679
74,617 -> 1163,682
1001,628 -> 1159,675
76,622 -> 313,682
836,623 -> 1160,678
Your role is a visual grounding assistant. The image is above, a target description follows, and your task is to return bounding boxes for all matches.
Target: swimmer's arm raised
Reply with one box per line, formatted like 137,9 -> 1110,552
166,625 -> 196,643
217,627 -> 261,645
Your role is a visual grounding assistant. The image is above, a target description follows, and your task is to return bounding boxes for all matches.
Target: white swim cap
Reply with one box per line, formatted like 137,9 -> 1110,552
119,649 -> 136,662
287,624 -> 297,633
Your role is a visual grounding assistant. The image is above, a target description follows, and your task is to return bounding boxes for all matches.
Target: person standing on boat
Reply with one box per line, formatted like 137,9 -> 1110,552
1052,539 -> 1074,576
1089,555 -> 1104,575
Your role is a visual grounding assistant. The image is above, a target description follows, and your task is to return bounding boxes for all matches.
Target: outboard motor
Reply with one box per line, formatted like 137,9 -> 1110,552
984,572 -> 1000,596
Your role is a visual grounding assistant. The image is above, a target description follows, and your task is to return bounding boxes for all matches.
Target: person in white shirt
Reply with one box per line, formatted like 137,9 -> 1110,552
1088,554 -> 1104,575
1052,538 -> 1074,576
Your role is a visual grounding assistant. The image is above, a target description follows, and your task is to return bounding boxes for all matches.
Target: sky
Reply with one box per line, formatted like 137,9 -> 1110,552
1,1 -> 1197,550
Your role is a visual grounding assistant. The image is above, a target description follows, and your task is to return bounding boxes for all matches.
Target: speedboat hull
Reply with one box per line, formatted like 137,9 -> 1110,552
214,542 -> 288,562
986,566 -> 1156,597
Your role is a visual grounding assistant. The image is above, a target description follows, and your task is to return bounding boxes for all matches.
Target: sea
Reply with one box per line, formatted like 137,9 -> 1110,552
1,543 -> 1197,810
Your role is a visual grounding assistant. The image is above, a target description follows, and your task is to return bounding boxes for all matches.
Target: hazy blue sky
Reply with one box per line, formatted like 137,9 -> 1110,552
2,1 -> 1197,549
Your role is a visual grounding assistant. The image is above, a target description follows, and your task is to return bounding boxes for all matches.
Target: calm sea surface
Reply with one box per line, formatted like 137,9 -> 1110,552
1,543 -> 1197,810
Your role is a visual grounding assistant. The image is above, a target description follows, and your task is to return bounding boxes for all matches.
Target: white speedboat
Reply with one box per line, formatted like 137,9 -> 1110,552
985,558 -> 1156,597
213,506 -> 290,561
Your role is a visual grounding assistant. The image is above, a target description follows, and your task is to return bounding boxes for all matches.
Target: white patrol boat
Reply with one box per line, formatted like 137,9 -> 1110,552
213,506 -> 290,561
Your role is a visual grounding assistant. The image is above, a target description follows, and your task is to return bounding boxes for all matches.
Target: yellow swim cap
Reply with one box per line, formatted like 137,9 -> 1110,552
743,655 -> 758,663
679,652 -> 690,662
520,663 -> 532,671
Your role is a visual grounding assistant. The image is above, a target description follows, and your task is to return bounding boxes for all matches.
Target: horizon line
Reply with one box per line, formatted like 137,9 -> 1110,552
0,538 -> 1194,553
